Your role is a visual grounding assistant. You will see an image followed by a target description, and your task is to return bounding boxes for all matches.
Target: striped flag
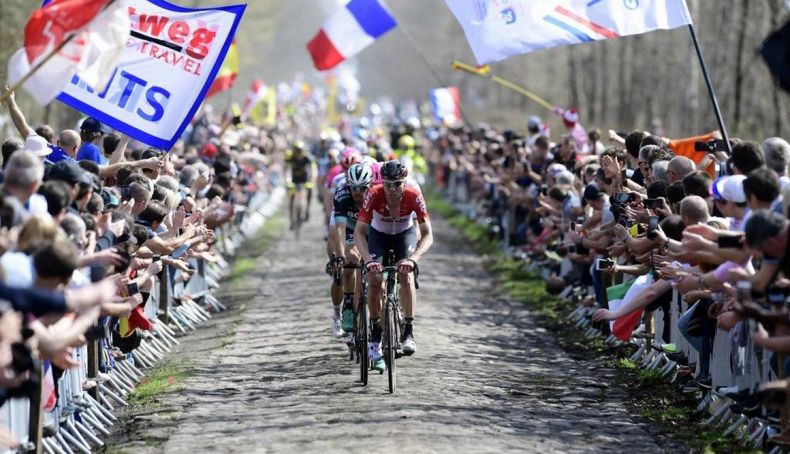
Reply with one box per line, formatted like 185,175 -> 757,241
606,273 -> 653,341
43,360 -> 57,411
443,0 -> 693,64
430,87 -> 461,126
207,39 -> 238,97
307,0 -> 397,71
7,0 -> 130,105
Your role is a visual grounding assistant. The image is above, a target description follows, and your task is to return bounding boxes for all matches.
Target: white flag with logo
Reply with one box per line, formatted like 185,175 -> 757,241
443,0 -> 693,64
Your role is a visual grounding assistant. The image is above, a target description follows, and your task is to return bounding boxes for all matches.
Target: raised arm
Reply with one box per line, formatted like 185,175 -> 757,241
4,87 -> 35,138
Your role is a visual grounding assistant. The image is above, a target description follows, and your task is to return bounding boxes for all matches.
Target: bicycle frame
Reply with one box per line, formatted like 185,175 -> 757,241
381,251 -> 403,394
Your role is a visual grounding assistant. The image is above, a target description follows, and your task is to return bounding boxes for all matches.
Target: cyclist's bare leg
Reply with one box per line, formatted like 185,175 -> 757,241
399,272 -> 415,319
295,189 -> 306,221
399,272 -> 417,354
288,192 -> 295,228
343,247 -> 361,312
366,272 -> 384,320
331,281 -> 343,306
306,188 -> 313,216
326,234 -> 343,309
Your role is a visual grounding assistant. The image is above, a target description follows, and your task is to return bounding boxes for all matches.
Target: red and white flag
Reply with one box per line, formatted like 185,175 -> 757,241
606,274 -> 654,341
42,360 -> 57,412
7,0 -> 130,105
243,79 -> 267,115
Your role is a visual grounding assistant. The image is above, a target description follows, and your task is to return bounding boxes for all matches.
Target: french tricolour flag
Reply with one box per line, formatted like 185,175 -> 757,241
307,0 -> 397,71
430,87 -> 462,126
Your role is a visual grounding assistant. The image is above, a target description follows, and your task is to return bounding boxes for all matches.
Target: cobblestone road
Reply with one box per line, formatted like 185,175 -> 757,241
124,205 -> 679,453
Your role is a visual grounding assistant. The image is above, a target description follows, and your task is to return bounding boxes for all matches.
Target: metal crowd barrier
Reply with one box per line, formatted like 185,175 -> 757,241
435,168 -> 785,451
0,186 -> 285,454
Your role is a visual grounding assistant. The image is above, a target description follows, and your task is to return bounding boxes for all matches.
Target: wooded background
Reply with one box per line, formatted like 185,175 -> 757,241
1,0 -> 788,141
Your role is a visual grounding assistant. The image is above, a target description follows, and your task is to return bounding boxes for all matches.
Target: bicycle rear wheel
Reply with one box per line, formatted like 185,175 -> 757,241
358,301 -> 369,385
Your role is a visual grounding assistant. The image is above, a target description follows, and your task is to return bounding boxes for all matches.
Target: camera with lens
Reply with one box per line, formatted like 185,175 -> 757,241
694,139 -> 729,154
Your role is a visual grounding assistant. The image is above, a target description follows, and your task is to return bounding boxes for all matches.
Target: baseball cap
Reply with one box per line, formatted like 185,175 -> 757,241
100,188 -> 120,208
562,108 -> 579,127
583,183 -> 603,201
80,117 -> 103,133
200,142 -> 218,159
711,175 -> 746,203
527,116 -> 542,130
24,135 -> 51,157
48,160 -> 91,186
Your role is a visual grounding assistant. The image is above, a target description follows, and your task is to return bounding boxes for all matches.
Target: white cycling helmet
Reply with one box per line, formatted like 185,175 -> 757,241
347,163 -> 373,187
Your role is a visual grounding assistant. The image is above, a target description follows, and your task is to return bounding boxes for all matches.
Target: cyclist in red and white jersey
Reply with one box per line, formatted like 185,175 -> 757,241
354,160 -> 433,371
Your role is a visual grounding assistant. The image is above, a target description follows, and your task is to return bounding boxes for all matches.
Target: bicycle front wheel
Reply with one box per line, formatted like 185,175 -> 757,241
385,301 -> 397,394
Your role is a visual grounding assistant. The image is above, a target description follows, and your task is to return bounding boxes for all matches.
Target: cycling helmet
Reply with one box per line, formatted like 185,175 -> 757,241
380,160 -> 408,181
340,147 -> 362,170
292,139 -> 305,151
398,135 -> 416,150
347,163 -> 373,187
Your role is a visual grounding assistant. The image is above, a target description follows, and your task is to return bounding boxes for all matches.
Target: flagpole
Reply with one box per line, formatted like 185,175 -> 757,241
688,24 -> 732,155
0,36 -> 75,105
0,0 -> 118,106
451,60 -> 555,112
395,25 -> 471,126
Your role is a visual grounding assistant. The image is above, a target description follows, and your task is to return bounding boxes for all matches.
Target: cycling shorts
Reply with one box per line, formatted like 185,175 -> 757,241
368,226 -> 417,265
287,182 -> 313,194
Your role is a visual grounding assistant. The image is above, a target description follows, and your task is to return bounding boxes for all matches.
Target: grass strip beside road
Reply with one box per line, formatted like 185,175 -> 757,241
128,365 -> 188,409
426,188 -> 758,454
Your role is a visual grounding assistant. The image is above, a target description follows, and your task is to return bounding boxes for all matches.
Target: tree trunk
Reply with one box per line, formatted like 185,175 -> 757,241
733,0 -> 751,135
599,44 -> 609,129
568,46 -> 580,111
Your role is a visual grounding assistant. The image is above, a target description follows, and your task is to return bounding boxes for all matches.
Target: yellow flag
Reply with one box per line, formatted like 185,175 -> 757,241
207,40 -> 238,97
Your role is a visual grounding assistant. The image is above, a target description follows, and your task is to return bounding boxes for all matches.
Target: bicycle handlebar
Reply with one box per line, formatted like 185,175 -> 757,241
328,253 -> 343,284
343,263 -> 366,270
377,263 -> 420,290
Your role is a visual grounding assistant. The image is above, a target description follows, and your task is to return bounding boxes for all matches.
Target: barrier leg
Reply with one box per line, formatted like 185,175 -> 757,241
98,393 -> 114,411
86,340 -> 99,402
41,437 -> 60,454
73,420 -> 102,448
58,427 -> 90,454
53,433 -> 74,454
28,366 -> 44,454
779,353 -> 787,432
64,420 -> 92,450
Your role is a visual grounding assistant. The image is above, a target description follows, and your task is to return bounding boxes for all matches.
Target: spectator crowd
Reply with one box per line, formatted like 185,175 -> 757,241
4,70 -> 790,449
425,115 -> 790,446
0,85 -> 290,450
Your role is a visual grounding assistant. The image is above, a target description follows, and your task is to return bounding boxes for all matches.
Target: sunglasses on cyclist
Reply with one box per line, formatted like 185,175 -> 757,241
384,180 -> 405,188
350,185 -> 370,192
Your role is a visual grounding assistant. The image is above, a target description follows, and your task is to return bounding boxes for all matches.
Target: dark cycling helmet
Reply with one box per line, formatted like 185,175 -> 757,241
380,160 -> 408,181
